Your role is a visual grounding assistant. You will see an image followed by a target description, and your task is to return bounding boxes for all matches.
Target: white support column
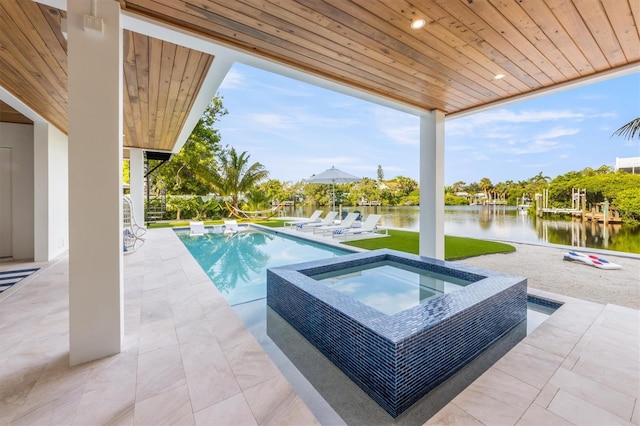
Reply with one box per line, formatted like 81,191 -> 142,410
129,148 -> 145,228
68,0 -> 124,365
419,110 -> 445,259
33,122 -> 49,262
34,122 -> 69,262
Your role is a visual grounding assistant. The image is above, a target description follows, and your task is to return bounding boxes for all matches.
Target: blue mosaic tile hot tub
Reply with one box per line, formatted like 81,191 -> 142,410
266,249 -> 527,417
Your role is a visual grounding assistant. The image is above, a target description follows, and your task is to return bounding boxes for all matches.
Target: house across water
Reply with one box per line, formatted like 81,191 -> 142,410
615,156 -> 640,174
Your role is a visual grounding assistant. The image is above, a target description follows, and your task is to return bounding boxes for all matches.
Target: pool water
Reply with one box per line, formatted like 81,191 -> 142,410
313,260 -> 474,315
177,226 -> 561,422
176,226 -> 558,330
176,228 -> 350,305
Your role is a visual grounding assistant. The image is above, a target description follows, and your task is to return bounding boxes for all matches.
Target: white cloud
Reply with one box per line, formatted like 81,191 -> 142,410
484,128 -> 516,139
536,127 -> 580,140
447,144 -> 475,152
371,107 -> 419,145
447,108 -> 588,138
256,81 -> 315,97
471,152 -> 491,161
489,139 -> 560,155
292,110 -> 359,128
243,109 -> 359,133
381,125 -> 420,145
248,113 -> 295,130
472,109 -> 586,124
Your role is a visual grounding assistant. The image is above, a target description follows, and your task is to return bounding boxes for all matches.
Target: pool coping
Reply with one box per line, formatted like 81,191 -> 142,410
267,248 -> 527,343
4,228 -> 637,426
267,248 -> 529,417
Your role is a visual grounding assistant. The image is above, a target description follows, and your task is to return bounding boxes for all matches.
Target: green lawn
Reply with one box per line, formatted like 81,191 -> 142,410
342,229 -> 514,260
257,219 -> 513,260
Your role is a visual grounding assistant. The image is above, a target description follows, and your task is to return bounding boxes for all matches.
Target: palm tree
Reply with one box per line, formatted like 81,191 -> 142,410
530,171 -> 551,186
210,147 -> 269,208
479,177 -> 493,201
612,117 -> 640,140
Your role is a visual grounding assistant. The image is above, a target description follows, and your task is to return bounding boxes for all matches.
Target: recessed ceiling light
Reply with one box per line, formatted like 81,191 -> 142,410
493,74 -> 505,80
411,19 -> 426,30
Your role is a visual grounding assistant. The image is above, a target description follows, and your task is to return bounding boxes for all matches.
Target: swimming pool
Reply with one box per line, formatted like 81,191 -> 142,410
175,227 -> 351,305
176,225 -> 561,422
176,226 -> 559,327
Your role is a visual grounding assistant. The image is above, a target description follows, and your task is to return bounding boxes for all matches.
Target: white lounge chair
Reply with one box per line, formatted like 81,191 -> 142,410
313,212 -> 359,236
333,214 -> 387,239
296,211 -> 338,231
189,221 -> 206,236
224,220 -> 240,235
284,210 -> 323,227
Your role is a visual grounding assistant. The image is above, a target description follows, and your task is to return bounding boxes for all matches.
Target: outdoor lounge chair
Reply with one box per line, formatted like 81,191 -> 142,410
284,210 -> 323,227
313,212 -> 359,236
296,211 -> 338,231
189,221 -> 206,236
333,214 -> 387,239
223,220 -> 240,235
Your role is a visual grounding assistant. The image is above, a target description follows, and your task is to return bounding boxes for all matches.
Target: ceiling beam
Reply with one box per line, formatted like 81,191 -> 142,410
448,62 -> 640,121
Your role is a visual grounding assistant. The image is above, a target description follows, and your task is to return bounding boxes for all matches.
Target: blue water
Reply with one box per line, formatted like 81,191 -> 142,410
176,226 -> 556,332
176,227 -> 350,305
313,260 -> 473,315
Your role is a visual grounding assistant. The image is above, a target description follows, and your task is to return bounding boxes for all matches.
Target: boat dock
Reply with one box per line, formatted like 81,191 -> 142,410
536,188 -> 622,224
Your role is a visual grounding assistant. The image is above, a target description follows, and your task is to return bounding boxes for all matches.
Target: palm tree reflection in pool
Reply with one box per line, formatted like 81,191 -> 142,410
186,230 -> 274,295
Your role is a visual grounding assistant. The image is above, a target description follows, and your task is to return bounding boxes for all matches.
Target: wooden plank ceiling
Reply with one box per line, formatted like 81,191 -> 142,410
0,0 -> 213,152
0,2 -> 67,132
123,31 -> 213,150
1,0 -> 638,152
0,101 -> 33,125
123,0 -> 640,115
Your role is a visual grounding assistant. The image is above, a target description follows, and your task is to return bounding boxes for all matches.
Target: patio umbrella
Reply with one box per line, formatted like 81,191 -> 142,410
306,166 -> 361,211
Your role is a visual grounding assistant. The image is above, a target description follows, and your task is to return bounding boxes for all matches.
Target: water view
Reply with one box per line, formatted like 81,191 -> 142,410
283,205 -> 640,254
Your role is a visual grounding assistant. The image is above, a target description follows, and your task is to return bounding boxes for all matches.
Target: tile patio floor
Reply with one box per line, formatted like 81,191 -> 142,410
0,228 -> 638,425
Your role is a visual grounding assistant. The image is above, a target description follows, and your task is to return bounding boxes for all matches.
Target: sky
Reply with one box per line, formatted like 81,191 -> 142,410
216,63 -> 639,186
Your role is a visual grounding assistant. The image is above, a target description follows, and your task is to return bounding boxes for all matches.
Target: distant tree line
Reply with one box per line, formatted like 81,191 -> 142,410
126,95 -> 639,223
444,168 -> 640,222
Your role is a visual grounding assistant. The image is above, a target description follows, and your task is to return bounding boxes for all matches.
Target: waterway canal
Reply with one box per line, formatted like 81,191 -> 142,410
283,205 -> 640,254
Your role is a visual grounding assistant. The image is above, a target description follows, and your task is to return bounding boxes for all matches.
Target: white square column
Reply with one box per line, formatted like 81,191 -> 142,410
419,110 -> 445,259
68,0 -> 124,365
129,148 -> 145,228
34,122 -> 69,262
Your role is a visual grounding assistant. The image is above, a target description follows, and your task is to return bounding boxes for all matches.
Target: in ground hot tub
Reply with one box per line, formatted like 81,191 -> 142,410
266,249 -> 527,417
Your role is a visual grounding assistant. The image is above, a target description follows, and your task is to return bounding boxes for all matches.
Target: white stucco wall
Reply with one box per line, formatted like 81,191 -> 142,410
34,122 -> 69,261
48,125 -> 69,259
0,123 -> 34,260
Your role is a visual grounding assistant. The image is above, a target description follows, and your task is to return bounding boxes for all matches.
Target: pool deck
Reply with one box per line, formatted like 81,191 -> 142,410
1,228 -> 638,425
